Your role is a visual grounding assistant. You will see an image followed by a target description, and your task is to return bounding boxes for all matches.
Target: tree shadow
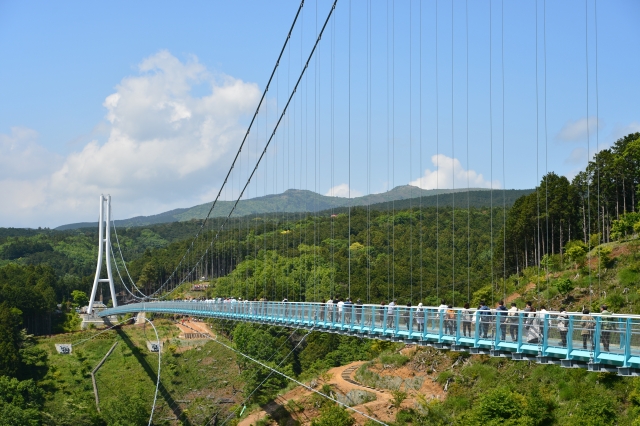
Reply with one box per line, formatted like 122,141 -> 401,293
257,399 -> 300,426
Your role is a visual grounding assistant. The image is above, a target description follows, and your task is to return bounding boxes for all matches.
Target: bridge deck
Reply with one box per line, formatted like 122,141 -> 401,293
101,301 -> 640,376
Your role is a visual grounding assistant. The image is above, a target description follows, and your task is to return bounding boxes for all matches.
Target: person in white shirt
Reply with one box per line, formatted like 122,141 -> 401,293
508,302 -> 519,341
337,298 -> 345,322
538,305 -> 549,345
416,303 -> 425,332
326,298 -> 334,322
387,299 -> 397,327
461,303 -> 472,337
438,300 -> 448,330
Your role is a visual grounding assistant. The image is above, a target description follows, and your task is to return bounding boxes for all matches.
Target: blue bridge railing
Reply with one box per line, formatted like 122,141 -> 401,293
101,301 -> 640,376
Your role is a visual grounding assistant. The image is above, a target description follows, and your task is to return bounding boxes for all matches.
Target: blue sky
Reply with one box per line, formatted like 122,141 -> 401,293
0,0 -> 638,228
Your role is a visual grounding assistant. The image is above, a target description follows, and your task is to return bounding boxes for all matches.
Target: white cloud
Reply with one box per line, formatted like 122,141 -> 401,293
409,154 -> 500,190
325,183 -> 363,198
556,116 -> 603,142
0,127 -> 63,180
0,50 -> 260,228
564,147 -> 587,165
608,121 -> 640,145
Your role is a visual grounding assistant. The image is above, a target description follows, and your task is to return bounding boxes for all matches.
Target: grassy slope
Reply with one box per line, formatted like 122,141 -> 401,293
492,238 -> 640,315
10,220 -> 640,425
388,237 -> 640,425
236,237 -> 640,425
349,345 -> 640,426
37,319 -> 242,425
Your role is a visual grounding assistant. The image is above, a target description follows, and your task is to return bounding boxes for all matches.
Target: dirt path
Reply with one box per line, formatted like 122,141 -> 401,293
239,361 -> 403,426
174,320 -> 214,338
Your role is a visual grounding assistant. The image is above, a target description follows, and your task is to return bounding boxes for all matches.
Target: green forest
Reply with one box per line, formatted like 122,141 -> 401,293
504,132 -> 640,274
0,132 -> 639,425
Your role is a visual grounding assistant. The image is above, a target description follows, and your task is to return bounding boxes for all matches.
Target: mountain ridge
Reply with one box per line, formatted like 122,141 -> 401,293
55,186 -> 533,230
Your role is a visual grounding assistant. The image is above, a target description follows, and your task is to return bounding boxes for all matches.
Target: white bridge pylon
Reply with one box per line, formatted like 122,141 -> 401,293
88,194 -> 117,314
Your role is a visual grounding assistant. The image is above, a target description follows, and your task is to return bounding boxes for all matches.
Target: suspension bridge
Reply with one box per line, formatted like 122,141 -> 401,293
100,300 -> 640,376
79,1 -> 636,411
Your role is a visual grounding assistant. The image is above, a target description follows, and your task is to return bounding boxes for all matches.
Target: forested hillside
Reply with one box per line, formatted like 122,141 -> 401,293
503,132 -> 640,275
55,187 -> 530,231
128,206 -> 506,305
0,133 -> 638,425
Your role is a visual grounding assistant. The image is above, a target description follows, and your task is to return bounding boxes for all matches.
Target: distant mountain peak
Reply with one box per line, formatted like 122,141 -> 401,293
55,186 -> 529,231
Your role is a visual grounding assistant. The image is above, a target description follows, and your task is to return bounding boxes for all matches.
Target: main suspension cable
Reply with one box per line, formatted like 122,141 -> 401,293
489,0 -> 494,306
502,0 -> 507,303
110,244 -> 146,301
157,0 -> 338,300
419,0 -> 424,302
451,0 -> 455,306
110,220 -> 149,298
348,0 -> 352,300
141,0 -> 307,299
466,0 -> 470,303
435,0 -> 440,301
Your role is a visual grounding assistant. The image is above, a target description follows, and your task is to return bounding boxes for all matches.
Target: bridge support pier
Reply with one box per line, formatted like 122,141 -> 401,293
490,349 -> 511,358
87,195 -> 118,315
536,356 -> 561,365
617,367 -> 640,376
560,359 -> 587,369
511,352 -> 537,361
588,363 -> 618,373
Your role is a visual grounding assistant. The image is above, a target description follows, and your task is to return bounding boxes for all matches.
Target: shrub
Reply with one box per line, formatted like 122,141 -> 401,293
566,243 -> 587,269
379,353 -> 409,368
596,246 -> 614,269
368,340 -> 396,356
619,267 -> 640,287
606,293 -> 625,311
478,387 -> 526,420
611,213 -> 640,240
395,409 -> 416,425
556,278 -> 574,296
391,389 -> 408,408
436,371 -> 455,386
544,286 -> 559,299
311,404 -> 355,426
70,290 -> 88,308
569,396 -> 617,426
541,254 -> 557,271
320,383 -> 333,397
53,312 -> 81,333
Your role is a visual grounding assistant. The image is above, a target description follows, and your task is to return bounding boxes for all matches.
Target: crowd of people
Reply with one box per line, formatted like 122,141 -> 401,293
174,296 -> 618,352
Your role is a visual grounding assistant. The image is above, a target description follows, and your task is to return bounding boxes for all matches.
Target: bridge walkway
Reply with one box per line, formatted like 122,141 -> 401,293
101,301 -> 640,376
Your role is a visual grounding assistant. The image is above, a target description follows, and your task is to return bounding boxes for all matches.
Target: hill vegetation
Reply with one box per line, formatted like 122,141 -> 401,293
0,133 -> 638,424
55,187 -> 531,231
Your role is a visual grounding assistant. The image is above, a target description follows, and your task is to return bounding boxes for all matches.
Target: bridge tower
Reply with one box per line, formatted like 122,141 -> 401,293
87,195 -> 118,314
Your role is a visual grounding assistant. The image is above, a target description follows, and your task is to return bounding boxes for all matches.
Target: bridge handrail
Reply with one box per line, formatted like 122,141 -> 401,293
113,300 -> 640,318
100,300 -> 640,373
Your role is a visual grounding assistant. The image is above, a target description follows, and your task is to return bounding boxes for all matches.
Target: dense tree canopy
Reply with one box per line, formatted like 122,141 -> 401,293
501,133 -> 640,275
